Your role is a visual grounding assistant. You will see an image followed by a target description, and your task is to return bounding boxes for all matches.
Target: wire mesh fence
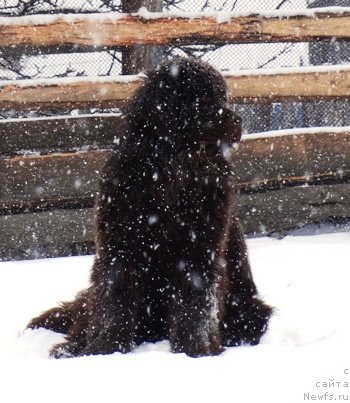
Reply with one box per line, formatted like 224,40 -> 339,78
0,0 -> 349,132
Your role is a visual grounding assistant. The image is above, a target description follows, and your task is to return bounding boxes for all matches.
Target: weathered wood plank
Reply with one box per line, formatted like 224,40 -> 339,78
1,114 -> 120,155
0,11 -> 350,50
0,208 -> 94,246
0,151 -> 106,208
0,77 -> 140,111
232,130 -> 350,190
2,115 -> 350,159
1,129 -> 349,211
0,208 -> 95,260
225,68 -> 350,103
237,184 -> 350,236
1,67 -> 350,111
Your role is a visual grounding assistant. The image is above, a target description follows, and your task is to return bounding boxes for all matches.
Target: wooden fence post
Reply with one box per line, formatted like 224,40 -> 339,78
121,0 -> 163,74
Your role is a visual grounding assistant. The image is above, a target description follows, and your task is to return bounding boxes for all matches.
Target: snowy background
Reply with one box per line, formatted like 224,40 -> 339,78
1,2 -> 349,402
1,231 -> 349,403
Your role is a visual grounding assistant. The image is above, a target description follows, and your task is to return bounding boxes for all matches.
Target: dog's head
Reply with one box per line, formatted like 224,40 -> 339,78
127,57 -> 241,153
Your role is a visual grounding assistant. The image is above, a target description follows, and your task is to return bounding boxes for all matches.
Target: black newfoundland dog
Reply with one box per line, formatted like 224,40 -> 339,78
28,57 -> 272,358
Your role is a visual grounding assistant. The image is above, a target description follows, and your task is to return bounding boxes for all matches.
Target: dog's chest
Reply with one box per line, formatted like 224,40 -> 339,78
149,164 -> 230,214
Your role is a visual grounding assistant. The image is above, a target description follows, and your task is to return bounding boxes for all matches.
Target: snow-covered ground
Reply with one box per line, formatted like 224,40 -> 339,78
1,232 -> 349,403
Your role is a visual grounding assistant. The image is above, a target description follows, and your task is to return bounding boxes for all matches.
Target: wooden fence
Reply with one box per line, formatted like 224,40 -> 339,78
1,10 -> 350,260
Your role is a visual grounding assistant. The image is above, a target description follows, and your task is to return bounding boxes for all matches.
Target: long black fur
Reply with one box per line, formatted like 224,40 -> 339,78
28,57 -> 272,358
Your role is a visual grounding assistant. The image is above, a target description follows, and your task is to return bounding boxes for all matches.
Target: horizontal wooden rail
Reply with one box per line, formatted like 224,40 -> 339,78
226,67 -> 350,103
3,111 -> 350,156
1,66 -> 350,111
232,129 -> 350,189
1,128 -> 349,211
238,184 -> 350,235
0,77 -> 140,111
0,208 -> 95,260
0,151 -> 105,209
0,114 -> 120,155
1,9 -> 350,51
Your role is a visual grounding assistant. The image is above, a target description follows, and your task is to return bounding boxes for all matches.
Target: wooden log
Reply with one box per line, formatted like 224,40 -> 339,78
0,151 -> 104,206
121,0 -> 164,75
0,77 -> 141,111
1,66 -> 350,110
0,208 -> 95,260
0,10 -> 350,50
225,68 -> 350,103
1,129 -> 349,212
2,114 -> 349,159
0,208 -> 94,246
237,184 -> 350,236
232,129 -> 350,191
0,114 -> 120,155
0,151 -> 106,209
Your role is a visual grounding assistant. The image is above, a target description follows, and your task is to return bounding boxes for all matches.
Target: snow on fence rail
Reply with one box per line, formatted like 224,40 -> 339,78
1,8 -> 350,52
1,65 -> 350,110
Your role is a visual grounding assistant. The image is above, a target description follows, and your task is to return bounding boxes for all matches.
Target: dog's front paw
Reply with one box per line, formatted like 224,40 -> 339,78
79,338 -> 134,357
171,331 -> 224,357
50,341 -> 83,359
223,298 -> 273,347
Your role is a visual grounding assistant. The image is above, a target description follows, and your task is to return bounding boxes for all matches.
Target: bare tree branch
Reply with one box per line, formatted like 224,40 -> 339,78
217,0 -> 239,11
276,0 -> 290,9
231,0 -> 239,11
256,43 -> 294,69
106,50 -> 122,76
201,0 -> 211,11
0,55 -> 34,79
164,0 -> 182,8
